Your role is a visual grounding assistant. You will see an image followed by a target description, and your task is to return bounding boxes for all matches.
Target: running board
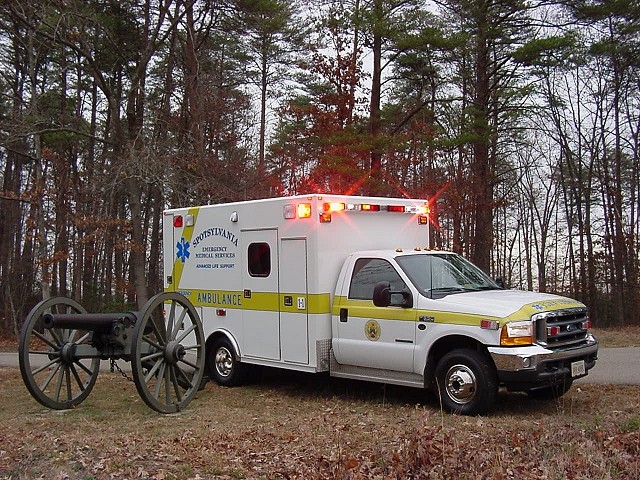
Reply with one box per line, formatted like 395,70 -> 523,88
330,354 -> 425,389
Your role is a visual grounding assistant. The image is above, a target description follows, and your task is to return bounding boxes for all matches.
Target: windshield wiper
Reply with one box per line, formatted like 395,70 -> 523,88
429,287 -> 467,296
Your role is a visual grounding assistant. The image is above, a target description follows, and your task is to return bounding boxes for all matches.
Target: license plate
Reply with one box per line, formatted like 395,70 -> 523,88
571,360 -> 586,377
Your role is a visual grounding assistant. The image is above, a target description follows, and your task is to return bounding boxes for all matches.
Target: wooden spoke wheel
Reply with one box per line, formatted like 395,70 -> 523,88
131,292 -> 205,413
19,297 -> 100,410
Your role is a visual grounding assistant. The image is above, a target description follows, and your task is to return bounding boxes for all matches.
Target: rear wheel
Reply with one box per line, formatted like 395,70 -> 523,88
207,337 -> 247,386
434,348 -> 497,415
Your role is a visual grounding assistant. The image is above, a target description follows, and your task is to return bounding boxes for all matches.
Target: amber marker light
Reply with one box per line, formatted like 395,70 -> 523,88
297,203 -> 312,218
500,320 -> 534,346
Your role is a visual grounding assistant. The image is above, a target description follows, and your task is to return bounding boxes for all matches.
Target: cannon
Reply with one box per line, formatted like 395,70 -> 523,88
18,292 -> 205,414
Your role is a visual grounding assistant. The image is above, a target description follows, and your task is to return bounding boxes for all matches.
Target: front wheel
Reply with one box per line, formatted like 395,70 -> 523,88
207,337 -> 248,387
434,348 -> 498,415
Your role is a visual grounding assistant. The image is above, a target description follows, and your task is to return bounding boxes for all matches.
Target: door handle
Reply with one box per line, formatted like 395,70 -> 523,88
339,308 -> 348,322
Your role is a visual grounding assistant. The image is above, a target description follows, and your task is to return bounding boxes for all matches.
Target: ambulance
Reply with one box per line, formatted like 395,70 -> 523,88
163,194 -> 598,414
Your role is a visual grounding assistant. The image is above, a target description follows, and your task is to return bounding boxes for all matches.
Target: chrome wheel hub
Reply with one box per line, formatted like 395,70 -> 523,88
445,364 -> 477,405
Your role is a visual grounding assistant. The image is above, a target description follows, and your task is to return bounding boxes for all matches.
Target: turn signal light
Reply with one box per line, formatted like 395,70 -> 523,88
500,321 -> 533,346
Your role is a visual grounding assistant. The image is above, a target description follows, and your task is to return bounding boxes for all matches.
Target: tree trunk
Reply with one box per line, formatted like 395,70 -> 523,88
368,0 -> 383,193
470,10 -> 493,274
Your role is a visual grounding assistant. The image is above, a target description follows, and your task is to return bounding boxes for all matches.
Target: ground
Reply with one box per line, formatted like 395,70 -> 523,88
1,326 -> 639,479
0,367 -> 639,479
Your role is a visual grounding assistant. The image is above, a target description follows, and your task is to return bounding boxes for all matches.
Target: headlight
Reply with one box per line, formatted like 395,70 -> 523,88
500,320 -> 533,346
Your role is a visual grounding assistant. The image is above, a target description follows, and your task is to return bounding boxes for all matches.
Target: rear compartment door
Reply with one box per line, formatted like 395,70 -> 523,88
279,238 -> 309,364
241,229 -> 280,360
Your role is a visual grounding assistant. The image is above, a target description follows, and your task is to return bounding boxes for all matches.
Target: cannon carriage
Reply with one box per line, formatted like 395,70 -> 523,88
19,292 -> 205,413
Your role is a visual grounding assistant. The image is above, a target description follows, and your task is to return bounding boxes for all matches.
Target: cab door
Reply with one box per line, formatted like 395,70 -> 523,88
334,257 -> 416,372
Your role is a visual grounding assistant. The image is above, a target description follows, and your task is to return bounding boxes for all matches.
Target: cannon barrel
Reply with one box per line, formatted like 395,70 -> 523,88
42,312 -> 138,333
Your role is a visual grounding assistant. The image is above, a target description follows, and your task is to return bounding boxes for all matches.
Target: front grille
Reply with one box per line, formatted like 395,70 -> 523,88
533,307 -> 589,349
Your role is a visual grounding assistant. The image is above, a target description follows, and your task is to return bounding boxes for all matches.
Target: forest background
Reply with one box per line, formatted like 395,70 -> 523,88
0,0 -> 638,333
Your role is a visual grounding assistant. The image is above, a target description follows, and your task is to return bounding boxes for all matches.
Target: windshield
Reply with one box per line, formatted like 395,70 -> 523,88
396,253 -> 500,299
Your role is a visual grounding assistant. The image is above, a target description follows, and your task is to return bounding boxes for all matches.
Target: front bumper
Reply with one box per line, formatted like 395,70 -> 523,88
487,334 -> 598,391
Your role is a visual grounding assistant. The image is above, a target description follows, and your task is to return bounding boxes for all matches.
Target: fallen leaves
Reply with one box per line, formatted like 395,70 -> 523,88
1,367 -> 640,479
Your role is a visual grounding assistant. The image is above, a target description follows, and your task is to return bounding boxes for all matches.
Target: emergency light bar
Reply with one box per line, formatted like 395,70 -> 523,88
279,201 -> 429,223
172,202 -> 429,226
282,201 -> 429,222
323,202 -> 428,214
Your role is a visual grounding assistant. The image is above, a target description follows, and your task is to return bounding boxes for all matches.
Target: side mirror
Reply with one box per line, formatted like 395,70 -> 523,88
373,282 -> 413,308
373,282 -> 391,307
495,277 -> 505,289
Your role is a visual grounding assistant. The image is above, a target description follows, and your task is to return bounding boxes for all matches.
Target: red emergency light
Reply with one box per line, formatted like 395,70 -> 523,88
387,205 -> 405,213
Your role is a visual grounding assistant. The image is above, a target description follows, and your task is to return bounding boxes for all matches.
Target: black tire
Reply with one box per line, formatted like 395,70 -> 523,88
526,379 -> 573,401
207,337 -> 247,386
434,348 -> 498,415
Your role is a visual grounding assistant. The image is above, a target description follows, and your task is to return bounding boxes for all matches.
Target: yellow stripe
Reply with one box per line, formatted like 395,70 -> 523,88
170,207 -> 200,291
333,299 -> 417,321
280,293 -> 331,314
332,296 -> 585,327
331,296 -> 499,326
181,289 -> 331,314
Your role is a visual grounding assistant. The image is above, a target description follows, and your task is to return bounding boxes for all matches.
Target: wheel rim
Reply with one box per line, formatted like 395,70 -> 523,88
131,292 -> 205,413
215,346 -> 233,378
19,297 -> 100,410
444,364 -> 478,405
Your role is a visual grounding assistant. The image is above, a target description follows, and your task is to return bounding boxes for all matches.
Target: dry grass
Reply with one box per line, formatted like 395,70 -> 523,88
1,325 -> 639,478
1,365 -> 639,480
592,326 -> 640,347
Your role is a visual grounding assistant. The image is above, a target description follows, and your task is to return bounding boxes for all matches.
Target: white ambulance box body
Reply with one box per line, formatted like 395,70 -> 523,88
163,194 -> 430,372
